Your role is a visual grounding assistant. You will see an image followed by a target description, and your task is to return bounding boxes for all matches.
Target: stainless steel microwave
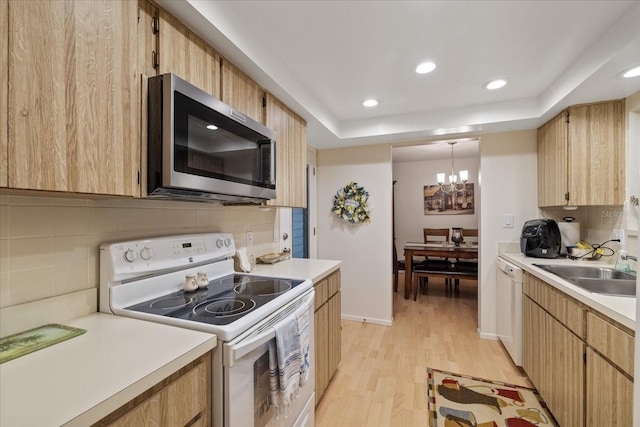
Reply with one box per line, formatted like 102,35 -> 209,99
147,73 -> 276,204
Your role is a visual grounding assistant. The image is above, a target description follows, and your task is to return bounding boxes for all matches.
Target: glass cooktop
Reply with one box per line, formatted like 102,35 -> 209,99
125,274 -> 306,326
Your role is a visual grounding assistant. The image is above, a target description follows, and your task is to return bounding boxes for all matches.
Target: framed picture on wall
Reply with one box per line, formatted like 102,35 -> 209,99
424,183 -> 474,215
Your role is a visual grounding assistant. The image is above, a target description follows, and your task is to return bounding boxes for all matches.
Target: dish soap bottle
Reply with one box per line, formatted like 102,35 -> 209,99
615,250 -> 632,273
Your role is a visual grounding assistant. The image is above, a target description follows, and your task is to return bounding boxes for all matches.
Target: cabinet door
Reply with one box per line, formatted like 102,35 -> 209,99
8,0 -> 139,196
138,0 -> 158,79
537,111 -> 568,207
314,303 -> 329,405
221,59 -> 265,124
586,347 -> 633,427
265,94 -> 307,207
157,8 -> 220,98
0,0 -> 7,187
523,296 -> 584,427
568,100 -> 625,205
105,353 -> 211,427
328,290 -> 341,379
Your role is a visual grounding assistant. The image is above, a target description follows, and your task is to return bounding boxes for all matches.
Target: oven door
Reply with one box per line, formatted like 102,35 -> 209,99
223,290 -> 315,427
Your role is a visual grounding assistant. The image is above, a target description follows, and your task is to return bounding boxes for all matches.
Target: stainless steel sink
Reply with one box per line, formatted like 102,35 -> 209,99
533,264 -> 637,297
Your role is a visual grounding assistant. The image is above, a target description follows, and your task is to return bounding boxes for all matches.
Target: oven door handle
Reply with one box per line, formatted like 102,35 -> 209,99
229,328 -> 276,363
224,290 -> 314,366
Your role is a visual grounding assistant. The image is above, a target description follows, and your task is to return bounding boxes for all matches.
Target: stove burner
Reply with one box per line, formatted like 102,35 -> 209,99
234,279 -> 292,296
193,297 -> 256,318
150,295 -> 194,310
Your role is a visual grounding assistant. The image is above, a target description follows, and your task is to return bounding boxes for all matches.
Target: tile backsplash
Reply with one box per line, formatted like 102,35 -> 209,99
541,205 -> 639,263
0,194 -> 280,309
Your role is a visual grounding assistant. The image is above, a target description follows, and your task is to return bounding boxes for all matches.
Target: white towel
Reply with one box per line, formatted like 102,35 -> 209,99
295,303 -> 311,386
269,313 -> 301,418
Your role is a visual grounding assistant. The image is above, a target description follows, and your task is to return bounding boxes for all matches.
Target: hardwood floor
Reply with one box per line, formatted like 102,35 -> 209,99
315,273 -> 531,426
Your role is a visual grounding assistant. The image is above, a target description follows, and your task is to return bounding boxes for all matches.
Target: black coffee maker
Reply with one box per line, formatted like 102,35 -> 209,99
521,219 -> 562,258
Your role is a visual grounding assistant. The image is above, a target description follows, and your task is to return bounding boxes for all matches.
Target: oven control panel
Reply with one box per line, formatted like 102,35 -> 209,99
102,233 -> 236,282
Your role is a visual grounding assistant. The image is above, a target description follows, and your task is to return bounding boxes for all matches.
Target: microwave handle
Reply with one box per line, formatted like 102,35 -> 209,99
268,140 -> 276,185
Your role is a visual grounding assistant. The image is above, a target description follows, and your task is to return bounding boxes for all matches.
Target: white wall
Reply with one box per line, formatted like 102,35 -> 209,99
317,144 -> 393,325
478,129 -> 539,338
393,156 -> 479,254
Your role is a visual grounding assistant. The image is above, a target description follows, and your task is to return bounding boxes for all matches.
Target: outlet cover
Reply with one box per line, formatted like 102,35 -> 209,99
246,231 -> 253,246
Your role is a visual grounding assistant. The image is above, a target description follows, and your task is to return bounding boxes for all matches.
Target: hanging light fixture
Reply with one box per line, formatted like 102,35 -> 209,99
437,141 -> 468,193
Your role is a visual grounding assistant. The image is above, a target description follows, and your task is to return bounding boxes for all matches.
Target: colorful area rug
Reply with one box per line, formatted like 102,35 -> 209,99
427,368 -> 558,427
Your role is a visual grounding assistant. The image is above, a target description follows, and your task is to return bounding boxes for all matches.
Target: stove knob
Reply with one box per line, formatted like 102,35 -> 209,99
140,247 -> 154,261
224,237 -> 232,247
124,249 -> 137,262
216,238 -> 224,248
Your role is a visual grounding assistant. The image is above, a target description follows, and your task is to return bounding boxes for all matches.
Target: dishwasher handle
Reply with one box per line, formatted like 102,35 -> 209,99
497,257 -> 523,281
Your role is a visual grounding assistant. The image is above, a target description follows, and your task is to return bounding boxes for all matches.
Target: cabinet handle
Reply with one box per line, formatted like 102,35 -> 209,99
152,51 -> 159,70
151,16 -> 159,34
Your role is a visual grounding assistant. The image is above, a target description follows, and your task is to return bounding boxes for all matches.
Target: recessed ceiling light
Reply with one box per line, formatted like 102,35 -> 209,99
206,124 -> 218,130
362,99 -> 378,107
621,65 -> 640,78
416,61 -> 436,74
484,79 -> 507,90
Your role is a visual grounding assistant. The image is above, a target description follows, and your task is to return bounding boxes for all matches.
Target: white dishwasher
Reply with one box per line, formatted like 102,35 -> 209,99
496,257 -> 523,366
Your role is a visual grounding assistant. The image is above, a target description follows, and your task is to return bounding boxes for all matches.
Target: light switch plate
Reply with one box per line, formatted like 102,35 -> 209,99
503,214 -> 514,228
246,231 -> 253,246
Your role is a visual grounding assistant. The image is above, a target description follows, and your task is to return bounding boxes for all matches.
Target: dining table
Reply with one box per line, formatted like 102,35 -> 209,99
402,242 -> 479,299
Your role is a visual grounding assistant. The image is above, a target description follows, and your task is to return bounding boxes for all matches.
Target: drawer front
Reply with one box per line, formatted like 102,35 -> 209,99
586,312 -> 634,376
314,278 -> 328,310
327,270 -> 341,297
523,273 -> 584,337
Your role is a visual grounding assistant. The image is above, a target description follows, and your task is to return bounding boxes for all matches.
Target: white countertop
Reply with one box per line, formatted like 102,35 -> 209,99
499,252 -> 636,331
0,313 -> 217,426
251,258 -> 342,283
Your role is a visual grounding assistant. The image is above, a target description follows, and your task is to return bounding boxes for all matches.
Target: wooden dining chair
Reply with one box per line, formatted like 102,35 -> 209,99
414,228 -> 452,291
452,228 -> 479,289
423,228 -> 450,245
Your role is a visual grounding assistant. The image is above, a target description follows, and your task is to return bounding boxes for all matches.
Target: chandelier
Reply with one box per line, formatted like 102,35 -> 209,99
436,141 -> 468,194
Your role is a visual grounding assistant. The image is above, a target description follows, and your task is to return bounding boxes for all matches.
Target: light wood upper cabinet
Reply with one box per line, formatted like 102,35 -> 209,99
7,0 -> 139,196
568,100 -> 625,205
138,0 -> 158,80
221,59 -> 265,124
265,94 -> 307,208
0,0 -> 7,187
157,8 -> 220,99
537,112 -> 568,207
537,99 -> 625,207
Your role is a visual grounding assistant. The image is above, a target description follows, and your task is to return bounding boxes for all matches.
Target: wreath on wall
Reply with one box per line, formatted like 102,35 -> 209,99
332,181 -> 371,224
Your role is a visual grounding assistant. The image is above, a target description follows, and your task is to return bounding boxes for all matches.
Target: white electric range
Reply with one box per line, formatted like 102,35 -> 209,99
100,233 -> 315,427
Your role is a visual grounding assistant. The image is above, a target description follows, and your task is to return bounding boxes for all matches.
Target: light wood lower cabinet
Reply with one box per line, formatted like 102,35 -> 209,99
94,352 -> 211,427
523,295 -> 584,427
314,269 -> 341,405
586,347 -> 633,426
522,272 -> 635,427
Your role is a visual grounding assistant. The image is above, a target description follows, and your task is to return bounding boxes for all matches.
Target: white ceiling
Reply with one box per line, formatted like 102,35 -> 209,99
158,0 -> 640,157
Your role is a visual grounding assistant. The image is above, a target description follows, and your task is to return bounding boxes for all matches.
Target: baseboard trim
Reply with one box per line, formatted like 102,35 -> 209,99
478,329 -> 499,340
341,314 -> 393,326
